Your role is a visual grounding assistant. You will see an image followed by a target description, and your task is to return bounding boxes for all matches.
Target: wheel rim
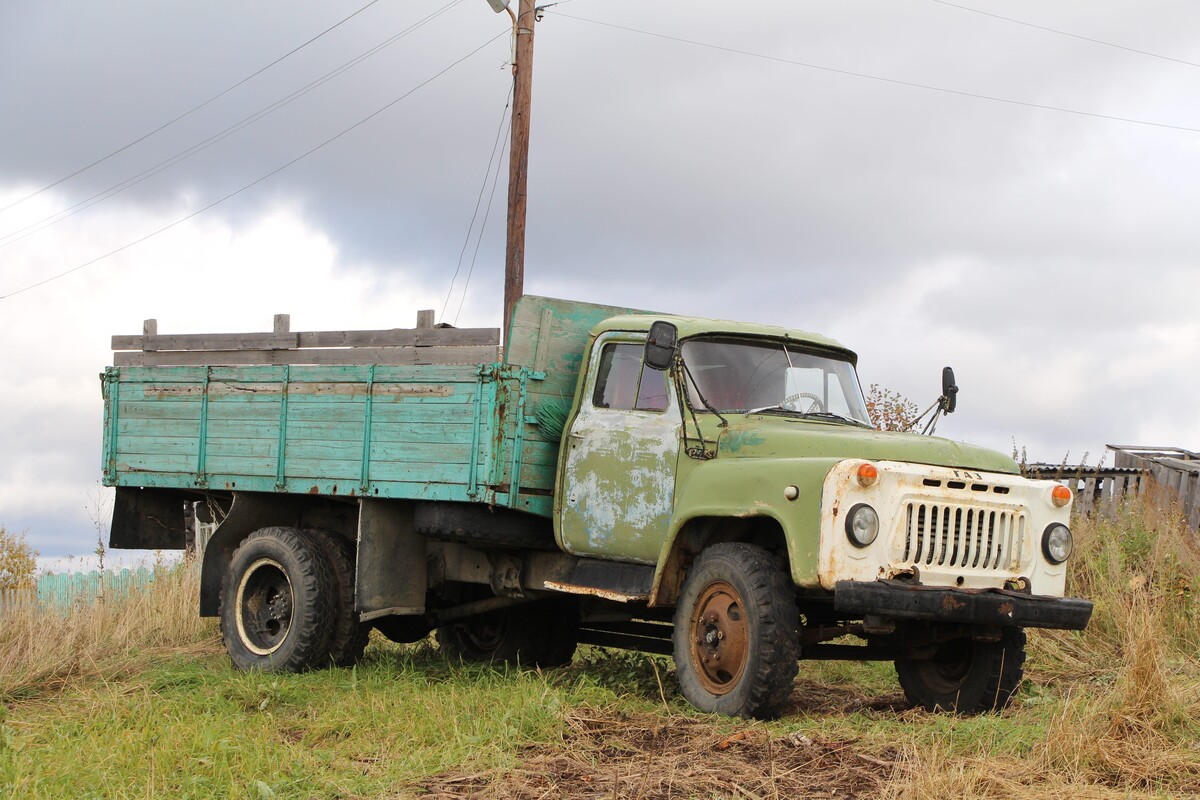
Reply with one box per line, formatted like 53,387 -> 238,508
235,557 -> 294,656
689,580 -> 749,695
919,639 -> 975,692
460,612 -> 507,652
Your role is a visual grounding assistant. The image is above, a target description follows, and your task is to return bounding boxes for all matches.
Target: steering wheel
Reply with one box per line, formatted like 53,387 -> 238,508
783,392 -> 825,413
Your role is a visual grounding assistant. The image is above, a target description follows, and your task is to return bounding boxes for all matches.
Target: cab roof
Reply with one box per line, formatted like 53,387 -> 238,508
590,313 -> 858,364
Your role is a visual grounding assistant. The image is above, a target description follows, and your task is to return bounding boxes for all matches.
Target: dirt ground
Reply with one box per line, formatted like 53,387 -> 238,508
419,683 -> 907,799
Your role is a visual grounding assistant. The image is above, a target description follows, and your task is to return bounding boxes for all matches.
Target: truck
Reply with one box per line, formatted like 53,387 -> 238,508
103,295 -> 1092,719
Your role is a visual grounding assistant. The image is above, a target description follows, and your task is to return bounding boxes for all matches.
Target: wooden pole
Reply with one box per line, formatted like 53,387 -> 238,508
503,0 -> 536,345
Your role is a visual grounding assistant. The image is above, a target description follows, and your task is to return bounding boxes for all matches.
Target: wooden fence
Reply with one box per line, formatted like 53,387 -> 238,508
1110,445 -> 1200,530
1026,444 -> 1200,529
0,568 -> 157,617
1023,463 -> 1145,517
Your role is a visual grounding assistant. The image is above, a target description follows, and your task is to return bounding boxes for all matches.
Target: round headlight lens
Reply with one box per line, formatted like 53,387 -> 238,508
1042,523 -> 1073,564
845,503 -> 879,547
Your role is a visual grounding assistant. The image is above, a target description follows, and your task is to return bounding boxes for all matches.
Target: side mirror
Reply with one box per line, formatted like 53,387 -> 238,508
941,366 -> 958,414
644,321 -> 678,371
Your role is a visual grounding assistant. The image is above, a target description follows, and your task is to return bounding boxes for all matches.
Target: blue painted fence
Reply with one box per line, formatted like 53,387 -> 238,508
0,568 -> 157,615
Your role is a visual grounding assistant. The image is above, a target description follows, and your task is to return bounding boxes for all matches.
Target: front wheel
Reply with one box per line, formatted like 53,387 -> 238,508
672,543 -> 800,719
895,626 -> 1026,713
219,527 -> 335,672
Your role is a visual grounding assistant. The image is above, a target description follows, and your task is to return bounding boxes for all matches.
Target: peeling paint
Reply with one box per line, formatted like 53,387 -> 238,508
542,580 -> 648,603
559,334 -> 678,563
817,460 -> 1074,596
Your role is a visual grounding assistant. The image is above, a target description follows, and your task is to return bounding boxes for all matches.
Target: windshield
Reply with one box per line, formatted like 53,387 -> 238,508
680,337 -> 871,424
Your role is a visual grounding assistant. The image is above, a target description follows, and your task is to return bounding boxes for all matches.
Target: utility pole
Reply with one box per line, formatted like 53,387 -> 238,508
502,0 -> 536,344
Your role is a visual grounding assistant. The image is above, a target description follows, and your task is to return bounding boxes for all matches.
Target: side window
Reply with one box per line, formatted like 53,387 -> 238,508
592,343 -> 669,412
635,362 -> 668,411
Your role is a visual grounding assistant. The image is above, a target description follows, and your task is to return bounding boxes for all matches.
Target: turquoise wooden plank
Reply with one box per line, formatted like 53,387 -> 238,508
370,405 -> 483,424
519,439 -> 560,466
206,455 -> 276,477
369,460 -> 471,483
370,422 -> 476,445
118,418 -> 202,438
207,438 -> 278,459
116,453 -> 196,473
280,457 -> 362,481
118,399 -> 203,419
207,419 -> 279,440
285,440 -> 367,461
369,441 -> 474,465
116,435 -> 199,457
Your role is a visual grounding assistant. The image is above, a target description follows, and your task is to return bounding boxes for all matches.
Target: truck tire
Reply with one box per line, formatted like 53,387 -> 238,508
373,615 -> 433,644
308,529 -> 370,667
672,543 -> 800,719
436,598 -> 579,668
895,626 -> 1026,713
219,527 -> 335,672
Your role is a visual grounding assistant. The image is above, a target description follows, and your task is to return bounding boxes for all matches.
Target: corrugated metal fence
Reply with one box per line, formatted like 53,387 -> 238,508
0,567 -> 156,616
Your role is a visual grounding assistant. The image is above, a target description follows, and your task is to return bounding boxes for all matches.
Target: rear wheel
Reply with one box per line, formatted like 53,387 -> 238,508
895,626 -> 1026,713
672,543 -> 799,719
308,529 -> 370,667
436,598 -> 579,668
219,527 -> 334,672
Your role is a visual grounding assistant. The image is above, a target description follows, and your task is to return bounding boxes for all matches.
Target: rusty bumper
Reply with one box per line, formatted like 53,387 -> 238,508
833,580 -> 1093,631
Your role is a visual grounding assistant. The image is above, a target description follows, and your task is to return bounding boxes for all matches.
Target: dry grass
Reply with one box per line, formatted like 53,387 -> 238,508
0,559 -> 218,701
420,704 -> 899,799
5,483 -> 1200,798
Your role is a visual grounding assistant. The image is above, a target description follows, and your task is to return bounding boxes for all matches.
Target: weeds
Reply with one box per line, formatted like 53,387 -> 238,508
3,484 -> 1200,798
0,558 -> 216,702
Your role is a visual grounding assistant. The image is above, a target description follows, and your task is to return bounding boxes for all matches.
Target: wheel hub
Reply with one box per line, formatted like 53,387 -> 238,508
235,557 -> 294,656
689,580 -> 749,695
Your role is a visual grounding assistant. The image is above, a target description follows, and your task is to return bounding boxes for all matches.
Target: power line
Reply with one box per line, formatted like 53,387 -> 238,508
455,109 -> 511,327
929,0 -> 1200,70
0,0 -> 464,249
0,0 -> 392,216
442,85 -> 513,322
0,30 -> 509,302
550,11 -> 1200,136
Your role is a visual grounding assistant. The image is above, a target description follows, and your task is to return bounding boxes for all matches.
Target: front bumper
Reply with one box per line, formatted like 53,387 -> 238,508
833,579 -> 1093,631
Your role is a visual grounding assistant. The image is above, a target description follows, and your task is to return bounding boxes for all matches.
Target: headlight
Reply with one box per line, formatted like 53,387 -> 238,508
845,503 -> 879,547
1042,523 -> 1073,564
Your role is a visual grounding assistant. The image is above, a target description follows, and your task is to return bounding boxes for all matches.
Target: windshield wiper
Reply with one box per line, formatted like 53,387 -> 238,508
743,406 -> 871,427
796,410 -> 872,427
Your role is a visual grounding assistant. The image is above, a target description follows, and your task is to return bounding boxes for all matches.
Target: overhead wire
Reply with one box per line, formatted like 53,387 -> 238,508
455,111 -> 511,327
929,0 -> 1200,70
550,11 -> 1200,136
0,0 -> 392,216
0,0 -> 464,249
0,29 -> 509,302
441,85 -> 513,322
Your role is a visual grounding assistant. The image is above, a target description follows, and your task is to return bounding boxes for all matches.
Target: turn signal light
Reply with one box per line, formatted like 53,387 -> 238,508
857,462 -> 879,487
1051,485 -> 1072,508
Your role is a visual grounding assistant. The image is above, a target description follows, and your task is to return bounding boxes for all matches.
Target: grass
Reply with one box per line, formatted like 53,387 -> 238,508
2,486 -> 1199,798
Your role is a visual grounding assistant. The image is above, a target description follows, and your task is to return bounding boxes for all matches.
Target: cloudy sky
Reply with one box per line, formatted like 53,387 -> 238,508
2,0 -> 1198,562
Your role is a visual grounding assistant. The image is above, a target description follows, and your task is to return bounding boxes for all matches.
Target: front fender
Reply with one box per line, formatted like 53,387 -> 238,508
649,456 -> 839,603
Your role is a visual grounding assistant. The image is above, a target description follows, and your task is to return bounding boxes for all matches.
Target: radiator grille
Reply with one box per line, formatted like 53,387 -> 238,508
900,503 -> 1025,571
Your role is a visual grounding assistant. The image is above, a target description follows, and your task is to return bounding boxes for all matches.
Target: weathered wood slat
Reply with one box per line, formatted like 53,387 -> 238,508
116,436 -> 200,457
113,345 -> 500,367
112,327 -> 499,352
117,363 -> 485,383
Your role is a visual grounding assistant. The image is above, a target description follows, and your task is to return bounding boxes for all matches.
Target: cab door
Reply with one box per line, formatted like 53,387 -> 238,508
558,334 -> 680,563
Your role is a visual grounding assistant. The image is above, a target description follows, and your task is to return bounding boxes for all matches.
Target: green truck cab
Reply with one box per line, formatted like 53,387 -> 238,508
104,296 -> 1091,718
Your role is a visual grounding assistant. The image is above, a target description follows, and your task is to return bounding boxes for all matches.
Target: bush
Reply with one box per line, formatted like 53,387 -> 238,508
865,384 -> 918,432
0,525 -> 37,592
